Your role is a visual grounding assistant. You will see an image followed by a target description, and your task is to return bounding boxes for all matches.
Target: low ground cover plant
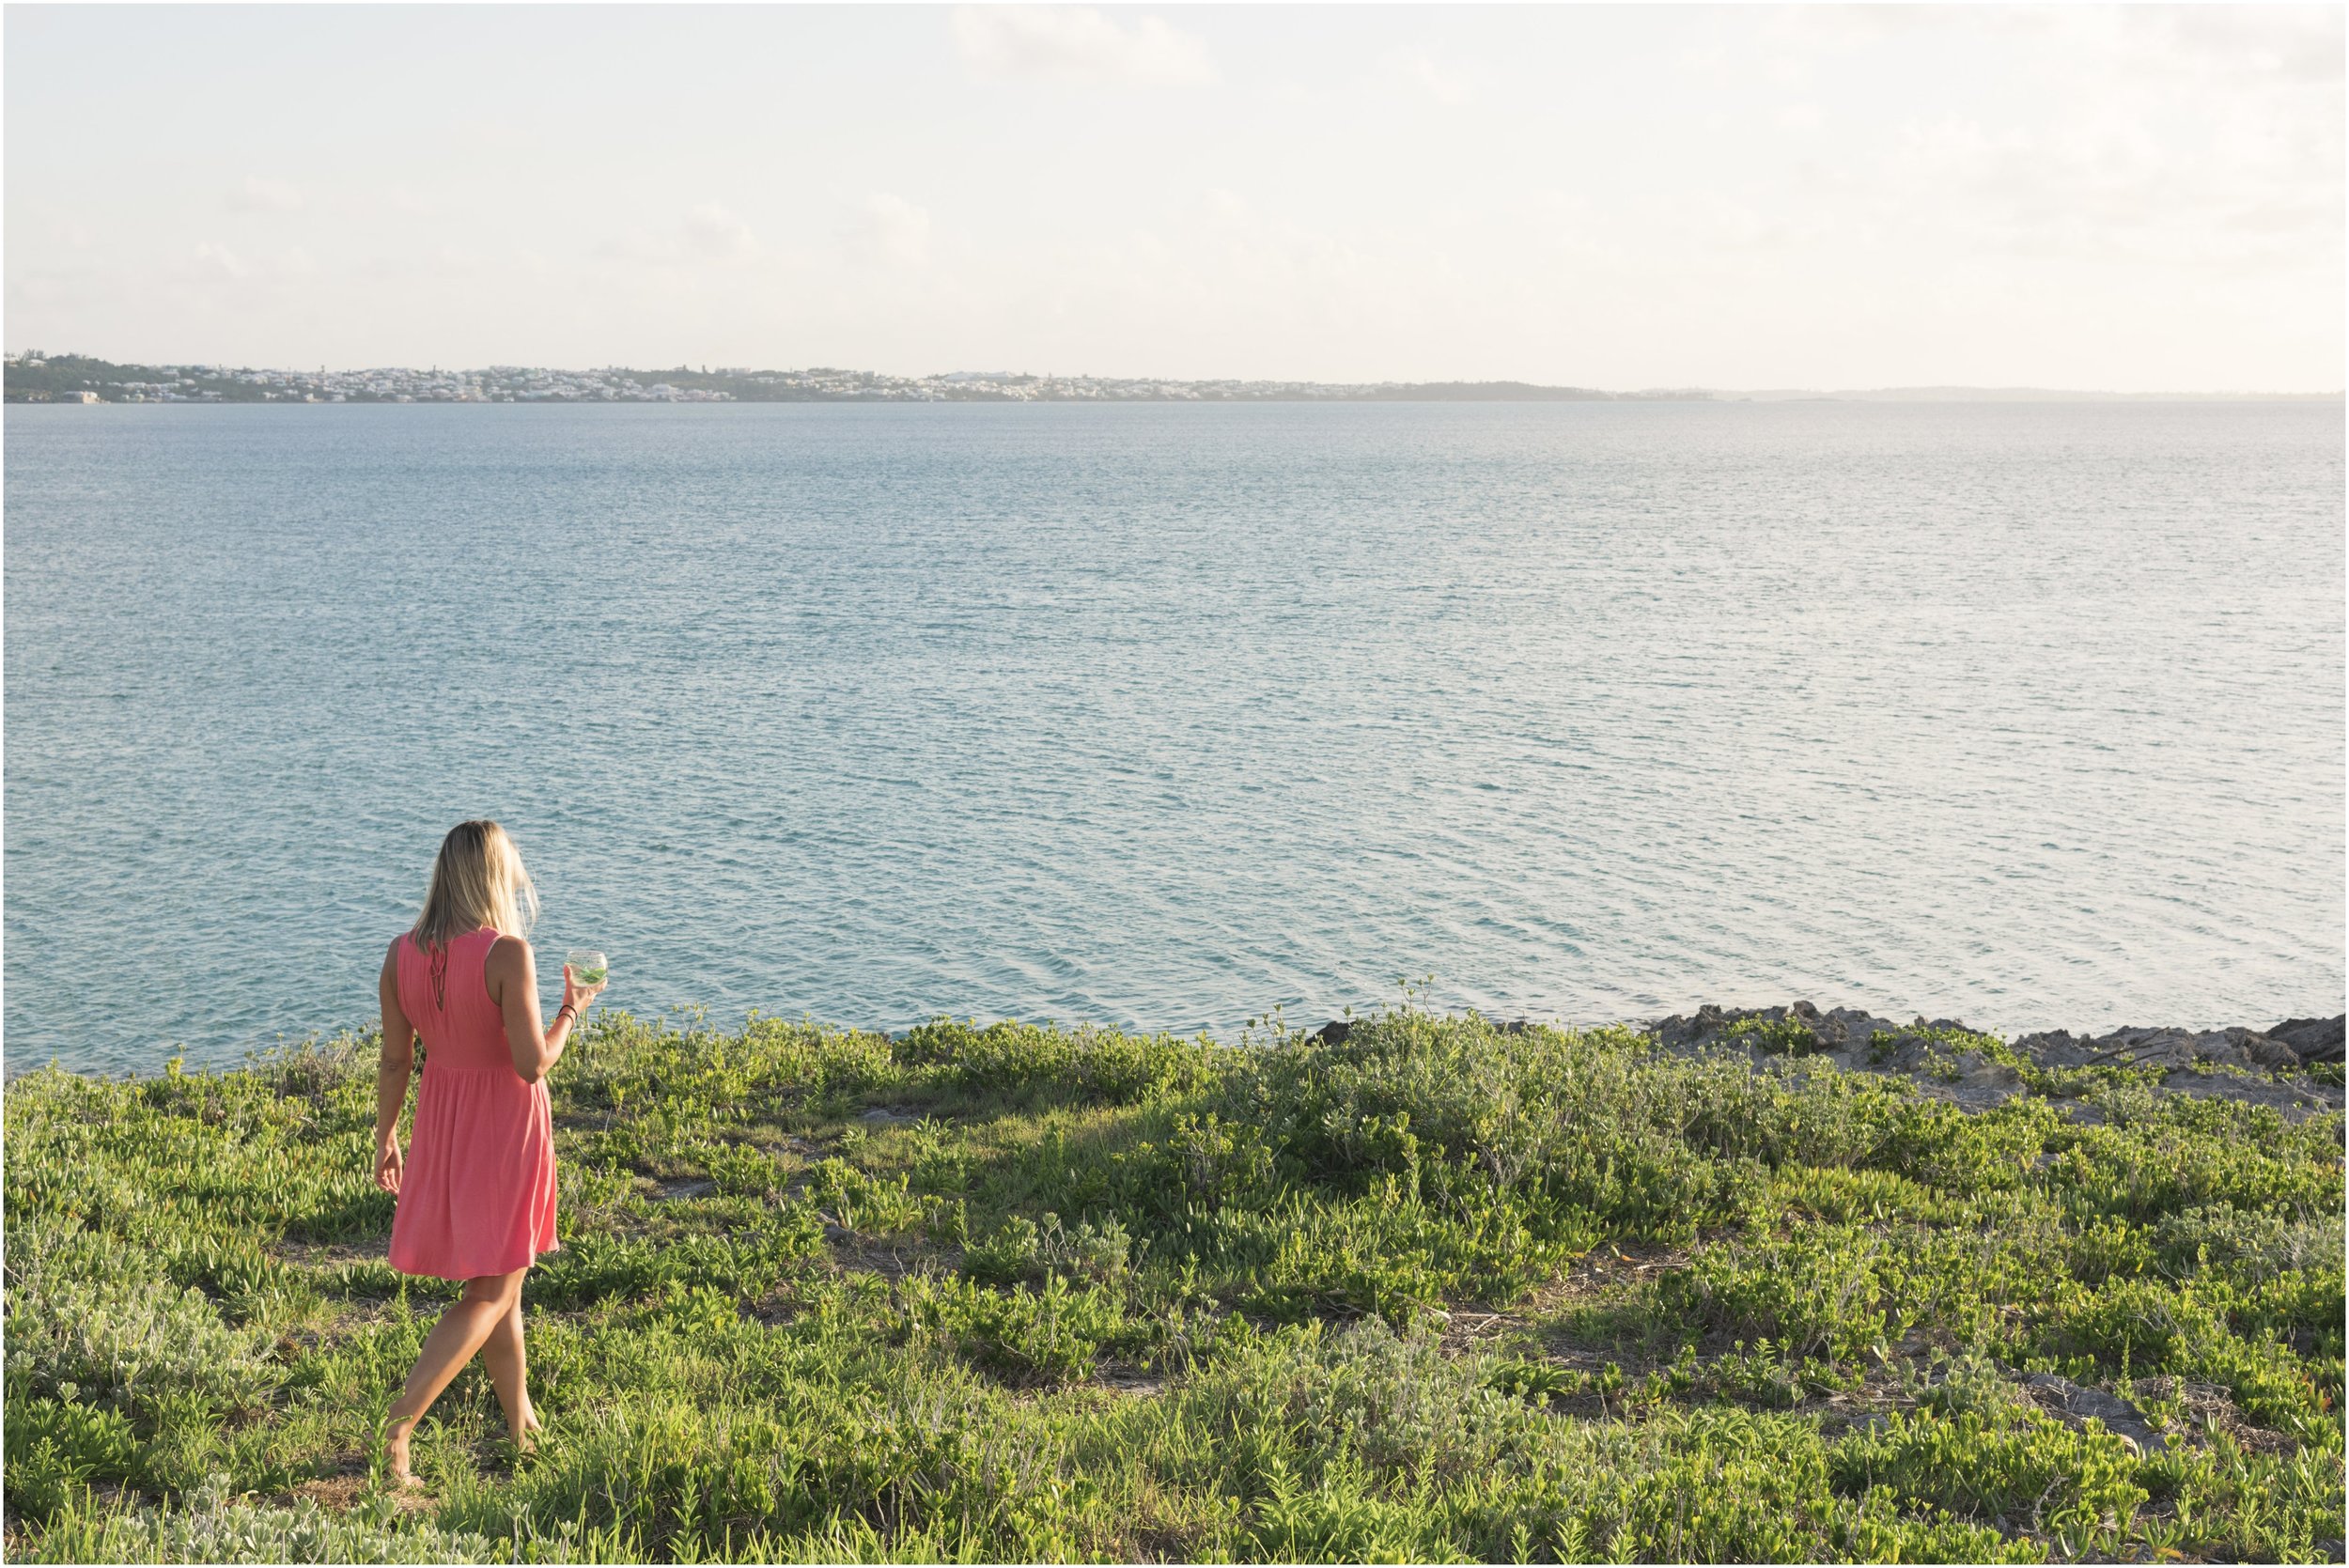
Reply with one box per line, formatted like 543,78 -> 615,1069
4,1001 -> 2341,1561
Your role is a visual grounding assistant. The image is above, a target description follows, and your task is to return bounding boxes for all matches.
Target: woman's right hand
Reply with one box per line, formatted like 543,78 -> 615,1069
562,964 -> 608,1017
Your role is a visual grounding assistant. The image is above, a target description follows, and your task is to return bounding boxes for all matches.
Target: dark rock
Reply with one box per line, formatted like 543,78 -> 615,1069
1501,1018 -> 1532,1035
1952,1052 -> 2022,1092
2054,1025 -> 2304,1073
1656,1001 -> 1942,1064
2024,1020 -> 2333,1075
1655,1001 -> 1843,1054
2068,1026 -> 2201,1071
1811,1006 -> 1908,1051
2179,1027 -> 2295,1070
2013,1029 -> 2095,1067
2225,1031 -> 2307,1072
1649,1004 -> 1731,1051
1315,1019 -> 1351,1047
1644,1001 -> 2343,1120
2269,1015 -> 2346,1063
2163,1068 -> 2338,1118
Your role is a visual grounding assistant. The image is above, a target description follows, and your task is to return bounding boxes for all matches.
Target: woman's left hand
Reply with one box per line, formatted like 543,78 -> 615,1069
562,964 -> 608,1017
375,1136 -> 404,1194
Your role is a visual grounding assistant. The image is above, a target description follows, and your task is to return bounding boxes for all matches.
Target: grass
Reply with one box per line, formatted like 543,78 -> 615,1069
4,999 -> 2341,1562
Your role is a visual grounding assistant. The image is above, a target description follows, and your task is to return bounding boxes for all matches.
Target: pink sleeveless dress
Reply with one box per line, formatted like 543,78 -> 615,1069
386,926 -> 559,1281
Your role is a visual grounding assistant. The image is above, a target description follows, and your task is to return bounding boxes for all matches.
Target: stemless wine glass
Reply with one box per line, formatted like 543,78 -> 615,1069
565,949 -> 609,987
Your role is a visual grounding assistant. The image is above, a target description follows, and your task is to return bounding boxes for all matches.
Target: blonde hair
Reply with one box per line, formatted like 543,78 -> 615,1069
411,819 -> 538,950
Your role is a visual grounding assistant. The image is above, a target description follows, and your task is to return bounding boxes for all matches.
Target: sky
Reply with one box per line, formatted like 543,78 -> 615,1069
5,4 -> 2341,391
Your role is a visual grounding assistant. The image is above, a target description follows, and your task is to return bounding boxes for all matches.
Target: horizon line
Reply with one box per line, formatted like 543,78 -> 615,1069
3,351 -> 2338,402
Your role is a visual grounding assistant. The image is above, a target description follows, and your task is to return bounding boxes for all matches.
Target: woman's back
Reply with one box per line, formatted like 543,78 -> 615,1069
395,926 -> 510,1073
387,920 -> 559,1282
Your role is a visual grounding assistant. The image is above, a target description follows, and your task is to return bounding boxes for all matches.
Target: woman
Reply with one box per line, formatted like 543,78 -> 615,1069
372,819 -> 604,1485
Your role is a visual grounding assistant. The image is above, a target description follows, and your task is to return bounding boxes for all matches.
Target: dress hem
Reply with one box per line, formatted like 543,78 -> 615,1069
388,1239 -> 561,1282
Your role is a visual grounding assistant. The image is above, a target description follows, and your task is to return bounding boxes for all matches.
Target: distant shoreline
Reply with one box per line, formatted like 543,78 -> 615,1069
4,352 -> 2337,406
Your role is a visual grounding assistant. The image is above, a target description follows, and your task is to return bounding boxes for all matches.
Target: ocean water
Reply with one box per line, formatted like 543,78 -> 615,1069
6,399 -> 2341,1075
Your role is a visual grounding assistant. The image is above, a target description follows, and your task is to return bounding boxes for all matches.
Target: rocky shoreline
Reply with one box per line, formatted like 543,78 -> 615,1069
1313,1003 -> 2346,1120
1644,1001 -> 2345,1119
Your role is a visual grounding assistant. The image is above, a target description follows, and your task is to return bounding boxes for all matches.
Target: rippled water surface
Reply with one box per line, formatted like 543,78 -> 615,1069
7,400 -> 2341,1073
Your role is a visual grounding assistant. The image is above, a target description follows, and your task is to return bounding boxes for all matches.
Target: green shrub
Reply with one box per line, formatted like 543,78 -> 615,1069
5,1000 -> 2340,1563
528,1222 -> 820,1311
894,1018 -> 1219,1105
1831,1405 -> 2148,1550
1659,1228 -> 1901,1363
6,1223 -> 286,1417
1184,1318 -> 1543,1486
3,1397 -> 146,1523
910,1273 -> 1142,1382
1724,1014 -> 1823,1055
1484,1355 -> 1590,1406
962,1212 -> 1133,1288
15,1476 -> 502,1564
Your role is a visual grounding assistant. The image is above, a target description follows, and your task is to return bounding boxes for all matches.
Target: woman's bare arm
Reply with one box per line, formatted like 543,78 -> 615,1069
487,936 -> 604,1084
375,939 -> 415,1193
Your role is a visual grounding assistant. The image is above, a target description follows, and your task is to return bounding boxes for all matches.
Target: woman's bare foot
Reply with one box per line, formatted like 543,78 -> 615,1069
381,1414 -> 422,1488
509,1410 -> 545,1454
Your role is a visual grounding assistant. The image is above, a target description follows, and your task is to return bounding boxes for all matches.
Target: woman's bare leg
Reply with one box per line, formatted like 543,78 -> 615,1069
381,1268 -> 528,1485
478,1293 -> 541,1445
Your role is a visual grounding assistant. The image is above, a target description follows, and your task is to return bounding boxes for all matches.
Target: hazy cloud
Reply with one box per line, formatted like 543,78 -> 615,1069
596,205 -> 764,267
2112,5 -> 2343,85
187,241 -> 328,285
592,229 -> 664,265
192,241 -> 248,278
227,175 -> 304,213
843,193 -> 931,268
1378,47 -> 1471,106
1203,187 -> 1251,225
683,202 -> 760,260
952,6 -> 1214,85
